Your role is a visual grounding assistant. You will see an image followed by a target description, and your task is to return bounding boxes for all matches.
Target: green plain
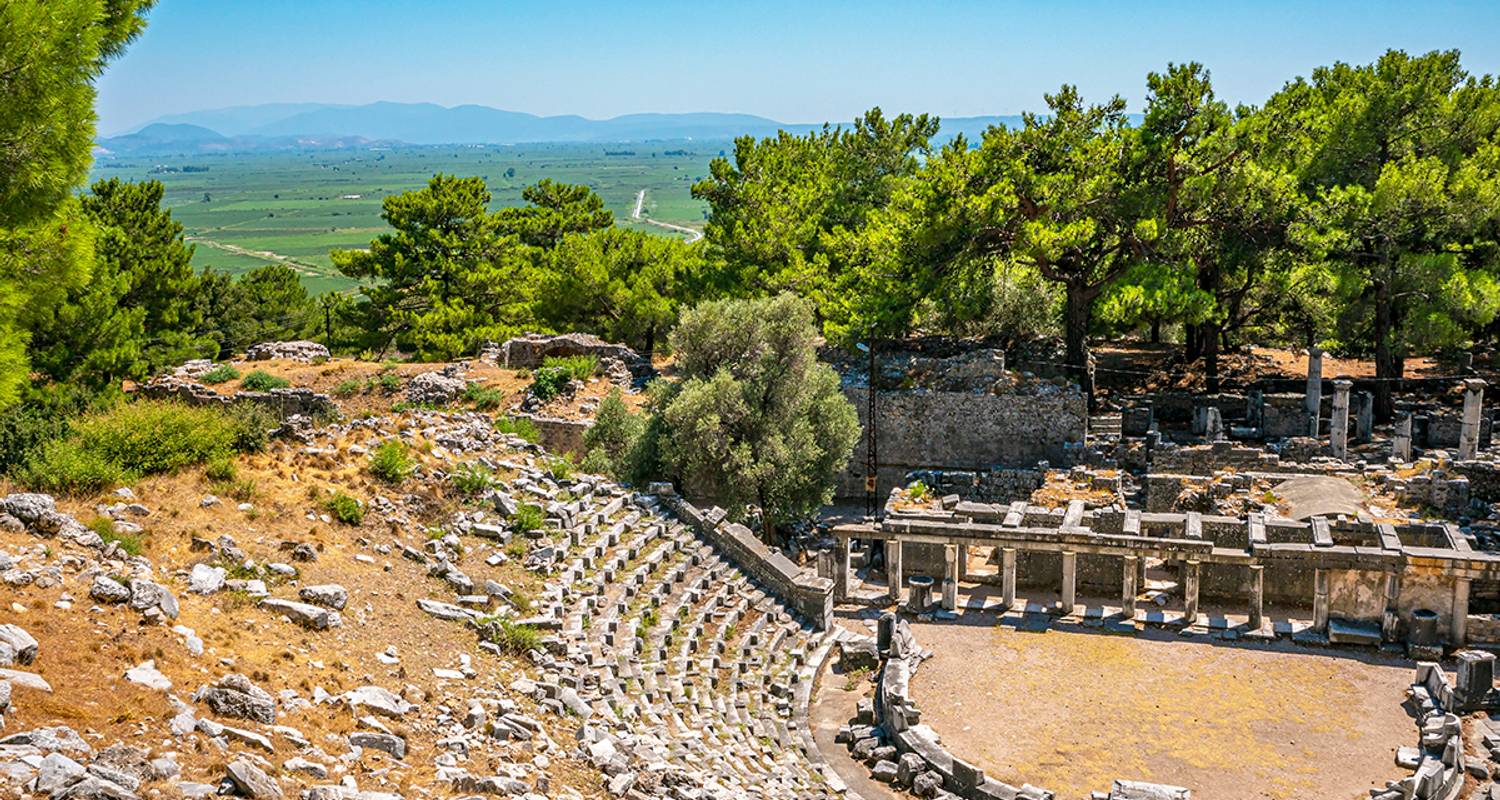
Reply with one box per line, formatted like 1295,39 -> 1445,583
90,142 -> 720,293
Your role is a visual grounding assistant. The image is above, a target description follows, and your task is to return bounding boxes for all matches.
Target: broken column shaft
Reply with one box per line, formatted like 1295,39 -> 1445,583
1459,378 -> 1486,460
1330,379 -> 1353,460
1306,347 -> 1324,436
1060,550 -> 1077,615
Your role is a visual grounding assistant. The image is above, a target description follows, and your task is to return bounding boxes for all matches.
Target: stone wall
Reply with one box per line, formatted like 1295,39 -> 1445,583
661,493 -> 833,630
902,468 -> 1044,504
837,385 -> 1085,501
513,413 -> 592,458
1261,392 -> 1313,438
139,375 -> 334,420
1150,441 -> 1281,476
490,333 -> 651,379
1455,460 -> 1500,503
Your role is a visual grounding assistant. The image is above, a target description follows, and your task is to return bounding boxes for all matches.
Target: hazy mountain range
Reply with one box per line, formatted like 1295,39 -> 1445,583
98,101 -> 1035,154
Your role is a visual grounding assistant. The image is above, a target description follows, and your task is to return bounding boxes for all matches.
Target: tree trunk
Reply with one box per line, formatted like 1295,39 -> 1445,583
1373,279 -> 1396,422
757,488 -> 777,546
1065,284 -> 1095,409
1202,321 -> 1221,393
644,324 -> 656,358
1185,323 -> 1200,360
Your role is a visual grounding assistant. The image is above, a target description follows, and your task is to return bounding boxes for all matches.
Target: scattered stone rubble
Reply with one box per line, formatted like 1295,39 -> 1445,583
405,364 -> 470,406
0,403 -> 852,800
488,333 -> 652,382
244,340 -> 331,362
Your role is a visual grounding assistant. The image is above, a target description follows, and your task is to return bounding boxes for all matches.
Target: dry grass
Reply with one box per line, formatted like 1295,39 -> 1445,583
0,410 -> 599,796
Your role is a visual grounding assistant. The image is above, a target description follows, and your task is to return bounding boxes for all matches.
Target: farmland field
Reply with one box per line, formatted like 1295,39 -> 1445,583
90,143 -> 720,294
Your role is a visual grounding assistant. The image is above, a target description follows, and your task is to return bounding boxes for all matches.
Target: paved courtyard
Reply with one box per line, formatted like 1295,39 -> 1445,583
908,616 -> 1417,800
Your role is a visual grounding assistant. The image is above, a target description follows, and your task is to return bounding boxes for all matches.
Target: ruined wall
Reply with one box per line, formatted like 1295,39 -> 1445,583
663,494 -> 833,629
139,376 -> 334,420
513,413 -> 592,458
1150,441 -> 1281,476
1327,568 -> 1388,625
902,468 -> 1044,504
1395,570 -> 1458,642
1261,393 -> 1313,438
837,386 -> 1086,500
1454,461 -> 1500,503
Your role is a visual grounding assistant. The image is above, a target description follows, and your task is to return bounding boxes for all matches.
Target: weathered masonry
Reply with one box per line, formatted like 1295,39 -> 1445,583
832,495 -> 1500,651
837,386 -> 1086,501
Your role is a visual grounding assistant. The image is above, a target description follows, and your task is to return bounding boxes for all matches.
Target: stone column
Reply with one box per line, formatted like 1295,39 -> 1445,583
1355,392 -> 1374,443
956,544 -> 969,582
1459,378 -> 1486,461
1330,380 -> 1352,460
1000,547 -> 1017,610
1248,564 -> 1265,631
1121,555 -> 1138,619
1393,414 -> 1413,462
1454,578 -> 1471,646
1059,551 -> 1077,615
1381,572 -> 1402,642
1312,568 -> 1330,634
1305,347 -> 1324,436
833,538 -> 852,602
887,539 -> 904,605
1183,560 -> 1201,624
941,545 -> 959,612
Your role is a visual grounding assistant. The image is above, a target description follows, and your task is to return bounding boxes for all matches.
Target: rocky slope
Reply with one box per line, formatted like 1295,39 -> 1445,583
0,357 -> 841,800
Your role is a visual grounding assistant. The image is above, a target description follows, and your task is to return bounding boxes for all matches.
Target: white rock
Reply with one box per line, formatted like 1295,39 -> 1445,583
124,660 -> 172,691
188,563 -> 226,594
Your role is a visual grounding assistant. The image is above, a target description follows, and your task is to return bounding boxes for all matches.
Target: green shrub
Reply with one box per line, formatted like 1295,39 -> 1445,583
76,401 -> 240,473
545,454 -> 574,482
464,383 -> 504,410
530,365 -> 570,402
483,618 -> 542,655
89,517 -> 142,556
224,403 -> 278,454
449,462 -> 495,496
906,480 -> 929,503
495,416 -> 539,443
377,373 -> 401,394
511,503 -> 545,535
240,370 -> 291,391
204,456 -> 237,482
583,389 -> 646,482
21,400 -> 254,493
22,440 -> 123,493
368,439 -> 416,484
544,355 -> 599,382
333,379 -> 362,397
0,400 -> 75,477
579,448 -> 612,476
324,492 -> 364,525
199,365 -> 241,384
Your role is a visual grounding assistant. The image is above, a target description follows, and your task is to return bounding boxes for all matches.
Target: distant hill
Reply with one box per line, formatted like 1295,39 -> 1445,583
96,121 -> 388,156
108,102 -> 1040,152
99,122 -> 228,150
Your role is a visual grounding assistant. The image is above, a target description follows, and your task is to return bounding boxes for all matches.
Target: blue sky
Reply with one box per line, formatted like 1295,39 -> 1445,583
96,0 -> 1500,135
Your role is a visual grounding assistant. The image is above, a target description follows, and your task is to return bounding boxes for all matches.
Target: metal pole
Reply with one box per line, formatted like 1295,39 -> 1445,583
870,331 -> 876,513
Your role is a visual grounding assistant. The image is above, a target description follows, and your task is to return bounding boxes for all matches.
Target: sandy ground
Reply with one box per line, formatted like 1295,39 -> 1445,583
809,642 -> 901,800
907,617 -> 1417,800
